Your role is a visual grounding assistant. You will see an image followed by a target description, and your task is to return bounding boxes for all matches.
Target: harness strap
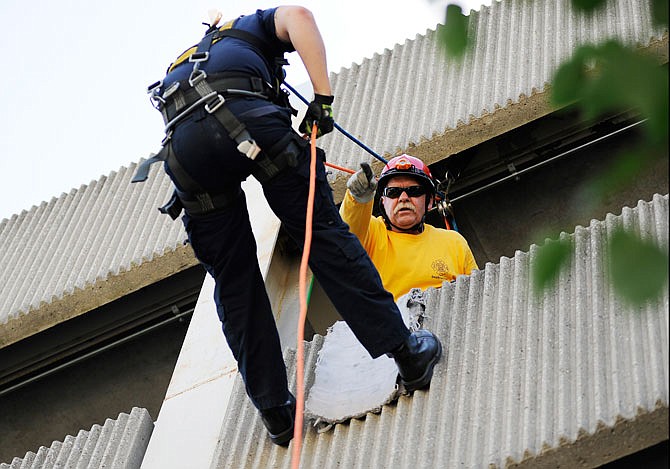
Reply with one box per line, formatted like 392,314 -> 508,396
132,142 -> 241,219
132,152 -> 164,183
181,35 -> 264,160
195,28 -> 216,57
158,75 -> 271,125
166,20 -> 284,75
251,133 -> 304,184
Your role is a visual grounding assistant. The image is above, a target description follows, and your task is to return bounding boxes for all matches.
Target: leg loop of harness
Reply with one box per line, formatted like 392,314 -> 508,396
134,140 -> 241,220
163,138 -> 241,218
251,133 -> 306,184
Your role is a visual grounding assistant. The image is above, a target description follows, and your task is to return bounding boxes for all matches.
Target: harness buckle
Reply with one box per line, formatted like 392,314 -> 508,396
147,80 -> 166,109
205,94 -> 225,114
189,51 -> 210,63
188,68 -> 207,87
250,76 -> 264,92
147,80 -> 163,94
149,92 -> 166,110
163,81 -> 180,99
238,140 -> 262,160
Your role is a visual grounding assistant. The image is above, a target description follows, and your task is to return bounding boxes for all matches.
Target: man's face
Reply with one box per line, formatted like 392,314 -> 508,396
381,175 -> 432,232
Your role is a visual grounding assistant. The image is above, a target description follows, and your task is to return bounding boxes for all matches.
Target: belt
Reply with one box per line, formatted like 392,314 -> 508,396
158,75 -> 274,124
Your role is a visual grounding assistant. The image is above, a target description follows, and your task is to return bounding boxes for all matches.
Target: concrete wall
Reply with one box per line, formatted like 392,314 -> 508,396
0,318 -> 188,464
1,115 -> 666,466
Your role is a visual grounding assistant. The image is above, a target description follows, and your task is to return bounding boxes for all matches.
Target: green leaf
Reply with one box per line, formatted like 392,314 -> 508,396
440,4 -> 469,58
591,46 -> 668,145
578,42 -> 630,118
550,45 -> 597,107
651,0 -> 669,27
609,228 -> 669,304
552,59 -> 584,106
571,0 -> 608,12
640,64 -> 669,143
557,41 -> 668,148
532,238 -> 573,293
578,70 -> 623,119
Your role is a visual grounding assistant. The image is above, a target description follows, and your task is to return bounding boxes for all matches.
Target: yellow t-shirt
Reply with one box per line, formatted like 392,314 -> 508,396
340,191 -> 478,301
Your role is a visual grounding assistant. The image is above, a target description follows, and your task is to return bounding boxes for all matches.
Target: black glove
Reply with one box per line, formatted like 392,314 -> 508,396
299,94 -> 334,138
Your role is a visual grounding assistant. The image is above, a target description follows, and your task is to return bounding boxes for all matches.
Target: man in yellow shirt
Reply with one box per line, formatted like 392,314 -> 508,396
340,154 -> 478,301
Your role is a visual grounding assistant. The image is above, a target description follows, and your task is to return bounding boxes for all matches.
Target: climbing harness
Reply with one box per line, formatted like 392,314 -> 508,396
133,18 -> 460,231
132,20 -> 300,218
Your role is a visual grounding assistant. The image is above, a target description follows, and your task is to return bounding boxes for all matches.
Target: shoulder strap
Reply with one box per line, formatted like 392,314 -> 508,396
168,23 -> 283,74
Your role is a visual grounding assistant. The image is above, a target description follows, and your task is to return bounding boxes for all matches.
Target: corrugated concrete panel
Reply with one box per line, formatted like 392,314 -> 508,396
0,407 -> 153,469
214,193 -> 669,468
1,0 -> 665,346
319,0 -> 666,197
0,161 -> 197,346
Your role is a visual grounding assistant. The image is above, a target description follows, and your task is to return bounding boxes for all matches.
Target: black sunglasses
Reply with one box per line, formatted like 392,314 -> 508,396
383,185 -> 427,199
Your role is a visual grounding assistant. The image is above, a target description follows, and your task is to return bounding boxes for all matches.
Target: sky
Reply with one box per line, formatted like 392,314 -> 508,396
0,0 -> 486,221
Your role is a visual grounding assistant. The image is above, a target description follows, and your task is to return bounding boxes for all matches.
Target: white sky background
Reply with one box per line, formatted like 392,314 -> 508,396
0,0 -> 486,220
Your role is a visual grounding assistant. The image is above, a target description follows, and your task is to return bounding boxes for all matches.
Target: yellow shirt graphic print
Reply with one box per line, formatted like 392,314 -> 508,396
431,259 -> 455,282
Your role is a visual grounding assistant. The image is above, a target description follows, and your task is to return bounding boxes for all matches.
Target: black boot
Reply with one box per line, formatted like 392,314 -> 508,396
259,393 -> 296,446
388,330 -> 442,392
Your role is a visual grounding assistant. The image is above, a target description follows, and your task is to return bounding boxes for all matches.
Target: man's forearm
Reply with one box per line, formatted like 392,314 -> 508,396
274,6 -> 331,96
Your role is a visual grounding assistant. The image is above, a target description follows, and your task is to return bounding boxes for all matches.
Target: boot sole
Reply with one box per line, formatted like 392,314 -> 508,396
400,339 -> 443,393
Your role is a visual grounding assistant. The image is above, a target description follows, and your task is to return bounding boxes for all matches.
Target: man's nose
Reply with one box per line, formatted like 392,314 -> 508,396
398,189 -> 411,200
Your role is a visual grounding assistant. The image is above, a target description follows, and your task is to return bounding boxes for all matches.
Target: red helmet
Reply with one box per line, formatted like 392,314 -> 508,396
378,154 -> 435,194
377,154 -> 436,233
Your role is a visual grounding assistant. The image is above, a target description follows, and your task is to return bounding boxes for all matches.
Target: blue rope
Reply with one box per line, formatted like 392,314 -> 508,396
283,82 -> 388,165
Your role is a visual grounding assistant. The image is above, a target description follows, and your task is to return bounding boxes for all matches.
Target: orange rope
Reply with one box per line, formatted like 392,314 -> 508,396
325,161 -> 355,174
291,125 -> 318,468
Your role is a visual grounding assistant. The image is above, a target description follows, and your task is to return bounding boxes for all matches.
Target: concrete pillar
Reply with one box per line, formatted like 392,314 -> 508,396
141,179 -> 281,469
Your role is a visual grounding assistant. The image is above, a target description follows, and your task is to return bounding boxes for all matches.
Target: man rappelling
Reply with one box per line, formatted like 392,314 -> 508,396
136,6 -> 442,447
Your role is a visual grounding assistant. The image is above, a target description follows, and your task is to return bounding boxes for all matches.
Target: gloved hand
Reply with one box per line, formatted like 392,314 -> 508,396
346,162 -> 377,203
299,94 -> 334,138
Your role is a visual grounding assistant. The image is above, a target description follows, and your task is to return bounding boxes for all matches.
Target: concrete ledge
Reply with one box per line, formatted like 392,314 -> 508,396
511,404 -> 669,468
0,245 -> 198,348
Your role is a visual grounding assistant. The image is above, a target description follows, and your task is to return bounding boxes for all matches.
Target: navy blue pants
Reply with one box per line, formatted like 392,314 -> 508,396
170,99 -> 410,410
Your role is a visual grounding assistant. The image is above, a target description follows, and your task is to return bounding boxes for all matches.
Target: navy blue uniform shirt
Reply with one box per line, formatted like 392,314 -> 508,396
163,8 -> 295,87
